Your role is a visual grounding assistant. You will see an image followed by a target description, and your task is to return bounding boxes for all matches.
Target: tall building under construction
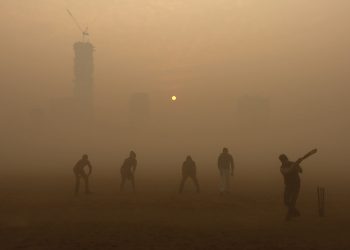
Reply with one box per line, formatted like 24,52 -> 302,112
74,41 -> 94,119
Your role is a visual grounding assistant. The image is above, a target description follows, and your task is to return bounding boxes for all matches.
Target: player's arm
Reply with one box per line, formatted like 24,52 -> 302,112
280,165 -> 296,175
298,165 -> 303,173
182,163 -> 186,177
87,161 -> 92,176
281,162 -> 301,175
297,148 -> 318,165
133,160 -> 137,173
294,158 -> 304,166
230,156 -> 234,176
73,162 -> 78,171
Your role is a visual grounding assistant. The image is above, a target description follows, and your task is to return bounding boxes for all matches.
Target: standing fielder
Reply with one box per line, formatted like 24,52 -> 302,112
218,148 -> 234,194
279,148 -> 317,220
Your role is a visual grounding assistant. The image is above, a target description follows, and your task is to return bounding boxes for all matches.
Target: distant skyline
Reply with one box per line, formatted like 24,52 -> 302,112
1,1 -> 349,167
1,1 -> 349,103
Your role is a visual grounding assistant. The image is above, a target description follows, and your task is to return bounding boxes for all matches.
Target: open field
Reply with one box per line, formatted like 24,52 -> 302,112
1,174 -> 350,250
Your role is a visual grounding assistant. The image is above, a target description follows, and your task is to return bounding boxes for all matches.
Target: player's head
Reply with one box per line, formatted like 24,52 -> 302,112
130,150 -> 136,159
279,154 -> 288,163
82,154 -> 88,160
186,155 -> 192,161
222,147 -> 228,153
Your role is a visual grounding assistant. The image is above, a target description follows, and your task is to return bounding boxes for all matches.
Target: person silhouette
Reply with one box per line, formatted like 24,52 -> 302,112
120,151 -> 137,192
179,156 -> 200,193
279,149 -> 317,221
218,148 -> 234,194
73,154 -> 92,195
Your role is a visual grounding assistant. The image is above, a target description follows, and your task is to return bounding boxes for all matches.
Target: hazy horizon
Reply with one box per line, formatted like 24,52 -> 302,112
1,0 -> 349,184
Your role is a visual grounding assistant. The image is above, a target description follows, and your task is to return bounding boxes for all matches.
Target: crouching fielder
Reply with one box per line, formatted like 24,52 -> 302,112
120,151 -> 137,192
73,154 -> 92,195
179,156 -> 200,193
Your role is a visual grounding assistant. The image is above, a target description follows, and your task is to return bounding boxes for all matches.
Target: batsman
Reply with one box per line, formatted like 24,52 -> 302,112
279,148 -> 317,220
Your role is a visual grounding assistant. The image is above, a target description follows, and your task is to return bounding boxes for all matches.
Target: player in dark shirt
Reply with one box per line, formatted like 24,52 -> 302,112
218,148 -> 234,194
179,156 -> 200,193
279,148 -> 317,220
280,154 -> 302,220
120,151 -> 137,192
73,154 -> 92,195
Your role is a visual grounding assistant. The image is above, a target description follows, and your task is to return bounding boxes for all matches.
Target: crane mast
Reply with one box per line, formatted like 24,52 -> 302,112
66,9 -> 89,42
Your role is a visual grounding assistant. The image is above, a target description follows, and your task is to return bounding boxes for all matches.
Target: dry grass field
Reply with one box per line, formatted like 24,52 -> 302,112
1,173 -> 349,250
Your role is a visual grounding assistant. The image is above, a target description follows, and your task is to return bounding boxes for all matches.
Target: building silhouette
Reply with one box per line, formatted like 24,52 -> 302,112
74,41 -> 94,119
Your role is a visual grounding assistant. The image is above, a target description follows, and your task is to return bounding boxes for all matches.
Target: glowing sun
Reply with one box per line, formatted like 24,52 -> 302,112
171,96 -> 177,101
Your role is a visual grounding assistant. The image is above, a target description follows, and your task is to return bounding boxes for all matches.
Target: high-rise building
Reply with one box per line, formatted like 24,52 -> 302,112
73,41 -> 94,119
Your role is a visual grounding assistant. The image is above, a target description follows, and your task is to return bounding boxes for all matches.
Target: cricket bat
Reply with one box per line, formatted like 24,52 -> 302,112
300,148 -> 318,161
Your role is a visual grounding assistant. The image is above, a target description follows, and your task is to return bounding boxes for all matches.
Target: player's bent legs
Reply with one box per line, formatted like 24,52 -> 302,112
225,170 -> 230,192
219,169 -> 230,193
82,175 -> 91,194
179,176 -> 188,193
284,185 -> 301,219
190,176 -> 200,193
290,186 -> 301,216
74,174 -> 80,195
284,187 -> 291,207
219,169 -> 225,193
130,176 -> 136,192
120,176 -> 126,191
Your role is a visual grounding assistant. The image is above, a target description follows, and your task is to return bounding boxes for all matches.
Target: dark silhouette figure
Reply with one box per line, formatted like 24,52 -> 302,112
179,156 -> 200,193
279,149 -> 317,220
218,148 -> 234,194
120,151 -> 137,192
73,154 -> 92,195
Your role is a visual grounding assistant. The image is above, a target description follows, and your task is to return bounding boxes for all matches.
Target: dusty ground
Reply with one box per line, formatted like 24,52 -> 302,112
0,174 -> 349,250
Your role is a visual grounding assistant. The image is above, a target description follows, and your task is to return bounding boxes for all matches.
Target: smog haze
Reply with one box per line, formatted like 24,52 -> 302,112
1,0 -> 349,188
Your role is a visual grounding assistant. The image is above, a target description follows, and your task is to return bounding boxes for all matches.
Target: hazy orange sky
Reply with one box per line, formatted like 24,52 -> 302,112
1,1 -> 349,176
1,0 -> 349,103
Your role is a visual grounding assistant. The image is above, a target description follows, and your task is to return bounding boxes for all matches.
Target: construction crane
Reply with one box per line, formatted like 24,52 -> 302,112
66,9 -> 89,42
